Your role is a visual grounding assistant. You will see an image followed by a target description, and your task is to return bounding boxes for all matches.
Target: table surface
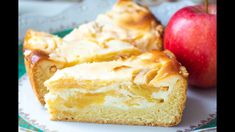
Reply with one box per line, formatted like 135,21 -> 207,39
19,0 -> 75,16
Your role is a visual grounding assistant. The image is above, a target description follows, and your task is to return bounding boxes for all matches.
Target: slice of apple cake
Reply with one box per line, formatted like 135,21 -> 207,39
44,50 -> 188,126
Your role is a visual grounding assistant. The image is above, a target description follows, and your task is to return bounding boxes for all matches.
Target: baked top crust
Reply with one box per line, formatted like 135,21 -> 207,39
23,0 -> 163,65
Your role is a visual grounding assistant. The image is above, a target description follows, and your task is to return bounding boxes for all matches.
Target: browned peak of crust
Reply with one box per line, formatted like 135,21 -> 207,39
116,0 -> 133,5
24,29 -> 50,50
113,0 -> 162,31
23,29 -> 62,54
139,50 -> 189,79
23,29 -> 65,66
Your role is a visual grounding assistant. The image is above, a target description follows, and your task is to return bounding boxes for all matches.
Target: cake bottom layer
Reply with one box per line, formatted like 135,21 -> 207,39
45,79 -> 187,126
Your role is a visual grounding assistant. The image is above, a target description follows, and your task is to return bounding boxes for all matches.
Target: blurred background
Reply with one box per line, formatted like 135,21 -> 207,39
19,0 -> 216,16
19,0 -> 216,41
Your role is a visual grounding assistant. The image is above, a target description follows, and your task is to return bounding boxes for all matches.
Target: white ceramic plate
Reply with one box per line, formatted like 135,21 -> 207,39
19,74 -> 216,132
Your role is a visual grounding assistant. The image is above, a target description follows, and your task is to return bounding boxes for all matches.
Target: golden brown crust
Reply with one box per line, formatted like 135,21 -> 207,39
109,0 -> 163,51
24,57 -> 44,104
115,0 -> 162,31
23,30 -> 65,104
52,116 -> 178,127
24,53 -> 65,104
23,29 -> 62,54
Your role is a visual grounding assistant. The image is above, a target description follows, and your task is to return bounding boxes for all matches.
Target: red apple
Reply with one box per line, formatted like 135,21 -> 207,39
164,4 -> 216,88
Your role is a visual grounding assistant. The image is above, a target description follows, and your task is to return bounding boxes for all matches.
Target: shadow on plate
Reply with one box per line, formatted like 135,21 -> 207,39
178,96 -> 207,127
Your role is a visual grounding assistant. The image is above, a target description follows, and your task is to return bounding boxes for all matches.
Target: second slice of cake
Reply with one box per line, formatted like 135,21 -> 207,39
23,0 -> 163,105
44,50 -> 188,126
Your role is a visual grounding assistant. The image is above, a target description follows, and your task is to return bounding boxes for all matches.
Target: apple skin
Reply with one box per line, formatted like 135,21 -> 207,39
164,5 -> 216,88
